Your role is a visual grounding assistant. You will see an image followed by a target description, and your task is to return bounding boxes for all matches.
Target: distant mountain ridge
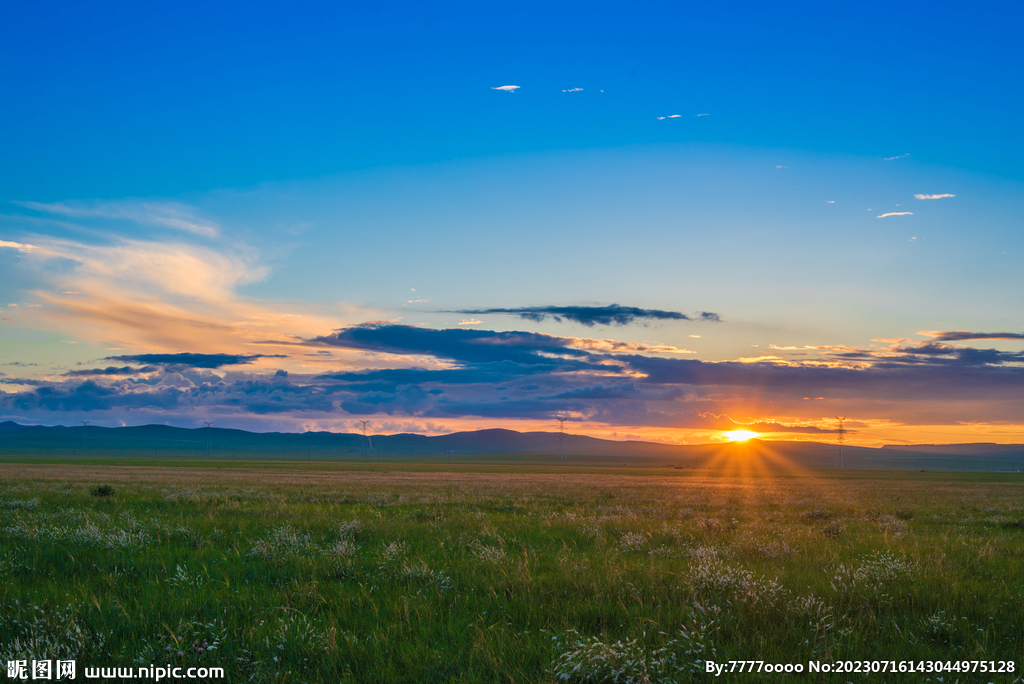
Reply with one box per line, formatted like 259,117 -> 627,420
0,420 -> 60,431
0,422 -> 1022,467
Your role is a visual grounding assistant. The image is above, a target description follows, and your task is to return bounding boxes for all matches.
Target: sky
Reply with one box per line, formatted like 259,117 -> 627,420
1,0 -> 1023,446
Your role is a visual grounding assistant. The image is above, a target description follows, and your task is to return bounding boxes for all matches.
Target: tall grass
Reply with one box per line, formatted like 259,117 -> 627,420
0,465 -> 1022,682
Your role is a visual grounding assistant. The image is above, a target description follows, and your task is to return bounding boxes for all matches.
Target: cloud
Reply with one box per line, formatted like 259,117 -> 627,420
458,319 -> 483,326
106,352 -> 284,369
492,85 -> 520,92
64,366 -> 156,377
562,88 -> 583,92
696,113 -> 709,116
15,200 -> 220,238
451,304 -> 714,327
656,115 -> 682,120
914,193 -> 956,200
309,323 -> 593,368
877,212 -> 913,218
918,330 -> 1024,342
883,153 -> 910,161
4,320 -> 1024,431
0,232 -> 352,355
0,240 -> 37,253
826,200 -> 835,204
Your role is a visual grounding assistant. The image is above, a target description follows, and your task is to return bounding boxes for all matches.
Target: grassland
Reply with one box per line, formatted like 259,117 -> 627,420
0,458 -> 1022,683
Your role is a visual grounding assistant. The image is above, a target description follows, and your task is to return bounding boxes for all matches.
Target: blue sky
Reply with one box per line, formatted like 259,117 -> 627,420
1,1 -> 1023,444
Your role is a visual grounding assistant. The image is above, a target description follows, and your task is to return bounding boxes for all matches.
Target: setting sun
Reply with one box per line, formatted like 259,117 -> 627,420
723,430 -> 760,442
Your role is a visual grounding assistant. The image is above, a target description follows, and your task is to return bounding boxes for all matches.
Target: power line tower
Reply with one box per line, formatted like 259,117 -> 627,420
203,421 -> 214,454
556,417 -> 568,463
834,416 -> 846,469
80,420 -> 90,451
359,420 -> 373,459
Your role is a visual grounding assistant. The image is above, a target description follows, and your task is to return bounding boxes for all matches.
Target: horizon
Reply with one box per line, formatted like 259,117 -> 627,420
1,419 -> 1016,451
2,1 -> 1023,447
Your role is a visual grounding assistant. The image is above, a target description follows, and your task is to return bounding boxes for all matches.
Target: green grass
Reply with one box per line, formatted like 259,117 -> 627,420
0,460 -> 1022,683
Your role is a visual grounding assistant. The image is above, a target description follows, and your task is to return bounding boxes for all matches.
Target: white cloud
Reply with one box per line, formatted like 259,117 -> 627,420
883,153 -> 910,161
655,114 -> 682,120
0,233 -> 349,353
458,319 -> 483,326
0,239 -> 37,253
492,85 -> 520,92
914,193 -> 956,200
15,200 -> 220,238
407,298 -> 431,304
696,113 -> 709,116
562,88 -> 583,92
877,212 -> 914,218
826,200 -> 835,203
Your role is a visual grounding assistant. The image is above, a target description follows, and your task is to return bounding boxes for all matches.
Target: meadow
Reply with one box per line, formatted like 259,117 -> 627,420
0,459 -> 1022,683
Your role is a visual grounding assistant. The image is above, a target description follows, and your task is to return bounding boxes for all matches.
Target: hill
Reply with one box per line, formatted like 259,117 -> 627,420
1,422 -> 1023,470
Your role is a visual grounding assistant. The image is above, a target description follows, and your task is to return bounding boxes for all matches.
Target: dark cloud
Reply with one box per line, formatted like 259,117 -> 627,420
451,304 -> 716,327
7,380 -> 183,412
310,324 -> 594,368
106,353 -> 285,369
64,366 -> 158,377
320,362 -> 553,388
4,322 -> 1024,430
881,343 -> 1024,366
1,376 -> 335,415
624,353 -> 1024,401
920,330 -> 1024,342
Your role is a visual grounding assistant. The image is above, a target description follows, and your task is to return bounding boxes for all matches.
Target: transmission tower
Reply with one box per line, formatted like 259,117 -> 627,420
556,417 -> 568,463
834,416 -> 846,469
80,420 -> 90,451
359,420 -> 373,459
203,421 -> 214,454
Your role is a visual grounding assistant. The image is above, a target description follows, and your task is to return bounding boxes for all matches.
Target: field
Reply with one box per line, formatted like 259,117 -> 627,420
1,458 -> 1022,683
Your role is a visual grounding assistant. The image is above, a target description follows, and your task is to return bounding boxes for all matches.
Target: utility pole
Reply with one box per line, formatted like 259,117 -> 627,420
359,420 -> 372,460
834,417 -> 846,469
556,417 -> 568,463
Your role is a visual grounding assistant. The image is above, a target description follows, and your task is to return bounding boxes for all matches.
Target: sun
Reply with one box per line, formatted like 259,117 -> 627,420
723,430 -> 759,442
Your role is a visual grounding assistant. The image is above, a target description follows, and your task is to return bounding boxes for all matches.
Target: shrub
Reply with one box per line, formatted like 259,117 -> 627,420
89,485 -> 114,497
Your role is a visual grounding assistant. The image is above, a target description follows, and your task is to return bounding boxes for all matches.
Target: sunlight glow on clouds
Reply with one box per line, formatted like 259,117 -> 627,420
0,240 -> 37,253
0,234 -> 362,356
